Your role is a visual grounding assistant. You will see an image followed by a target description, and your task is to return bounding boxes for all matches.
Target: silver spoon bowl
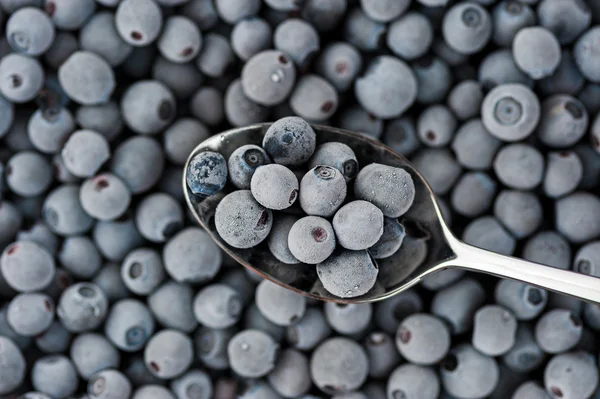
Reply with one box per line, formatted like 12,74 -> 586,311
184,123 -> 600,304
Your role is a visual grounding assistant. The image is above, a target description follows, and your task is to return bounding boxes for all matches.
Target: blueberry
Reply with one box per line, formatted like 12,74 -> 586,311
451,172 -> 497,218
215,190 -> 273,249
163,227 -> 221,284
162,119 -> 209,166
535,309 -> 583,354
522,231 -> 571,270
148,281 -> 197,333
442,2 -> 492,55
170,370 -> 213,399
92,216 -> 144,263
309,143 -> 358,186
315,42 -> 362,92
57,283 -> 107,333
381,117 -> 420,157
286,307 -> 331,351
79,11 -> 133,67
538,0 -> 591,45
152,56 -> 204,100
574,27 -> 600,83
255,279 -> 306,327
110,136 -> 165,195
544,351 -> 599,399
135,193 -> 183,243
583,302 -> 600,331
388,364 -> 440,399
45,0 -> 96,30
92,262 -> 129,302
133,386 -> 176,399
58,235 -> 102,278
0,203 -> 23,246
190,87 -> 224,126
274,18 -> 319,69
267,349 -> 312,398
214,0 -> 259,24
144,329 -> 194,380
157,16 -> 201,64
6,7 -> 55,56
369,217 -> 405,259
224,78 -> 270,127
1,0 -> 43,13
332,200 -> 383,250
31,355 -> 79,398
537,95 -> 588,148
396,313 -> 451,365
287,215 -> 336,264
494,190 -> 543,239
195,33 -> 234,78
364,332 -> 401,379
181,0 -> 218,29
414,56 -> 454,105
503,324 -> 546,373
28,107 -> 76,154
343,7 -> 386,51
412,148 -> 462,195
310,337 -> 368,395
512,381 -> 551,399
538,51 -> 585,96
263,116 -> 316,166
0,336 -> 26,395
447,80 -> 483,121
417,105 -> 457,148
87,369 -> 132,399
432,38 -> 468,67
478,49 -> 533,89
338,104 -> 383,139
7,292 -> 54,336
440,344 -> 499,399
299,165 -> 346,217
355,56 -> 417,119
227,329 -> 279,378
0,94 -> 14,138
316,249 -> 378,298
193,283 -> 242,329
387,11 -> 433,61
70,333 -> 120,379
250,164 -> 299,210
513,27 -> 561,80
431,278 -> 486,335
290,74 -> 339,121
354,163 -> 415,218
555,192 -> 600,243
58,51 -> 115,105
494,143 -> 545,190
238,381 -> 281,399
104,300 -> 154,353
195,326 -> 234,370
574,241 -> 600,277
35,320 -> 70,354
491,1 -> 536,47
472,305 -> 518,356
231,17 -> 272,61
495,279 -> 547,320
0,53 -> 45,103
302,0 -> 346,32
374,289 -> 423,335
228,145 -> 271,190
115,0 -> 163,46
1,240 -> 55,292
325,302 -> 372,335
542,151 -> 583,199
121,80 -> 176,135
578,84 -> 600,116
119,248 -> 165,296
241,50 -> 296,106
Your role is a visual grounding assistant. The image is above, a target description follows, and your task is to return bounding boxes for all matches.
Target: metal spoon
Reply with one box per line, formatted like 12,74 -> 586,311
183,123 -> 600,304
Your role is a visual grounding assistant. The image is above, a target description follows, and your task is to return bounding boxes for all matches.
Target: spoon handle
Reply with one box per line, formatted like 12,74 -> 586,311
445,239 -> 600,304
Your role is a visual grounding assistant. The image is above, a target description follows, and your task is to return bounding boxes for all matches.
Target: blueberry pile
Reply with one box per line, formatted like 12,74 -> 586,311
187,116 -> 417,299
0,0 -> 599,398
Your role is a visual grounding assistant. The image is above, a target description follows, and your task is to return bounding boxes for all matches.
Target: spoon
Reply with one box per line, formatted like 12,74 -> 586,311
183,123 -> 600,304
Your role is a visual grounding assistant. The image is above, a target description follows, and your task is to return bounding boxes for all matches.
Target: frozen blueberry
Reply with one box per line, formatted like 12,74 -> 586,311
387,364 -> 440,399
227,329 -> 278,378
144,329 -> 193,380
80,173 -> 131,221
442,2 -> 492,55
354,56 -> 417,119
6,292 -> 54,337
274,19 -> 319,69
472,305 -> 518,356
361,0 -> 409,22
104,299 -> 154,353
215,190 -> 273,249
447,80 -> 483,121
491,1 -> 536,47
60,130 -> 110,178
493,143 -> 545,190
224,79 -> 270,127
431,278 -> 485,335
573,27 -> 600,83
286,307 -> 331,351
374,289 -> 423,335
190,87 -> 224,126
255,279 -> 306,327
119,248 -> 164,296
115,0 -> 163,46
543,151 -> 583,199
387,11 -> 433,61
538,51 -> 585,96
45,0 -> 96,30
1,240 -> 55,293
513,27 -> 561,80
152,57 -> 204,100
310,337 -> 368,395
364,332 -> 401,379
58,51 -> 115,105
522,231 -> 571,270
263,116 -> 316,166
481,83 -> 540,142
381,118 -> 420,157
555,192 -> 600,243
148,281 -> 197,333
343,8 -> 386,51
58,235 -> 101,278
503,324 -> 546,373
70,333 -> 120,379
315,42 -> 362,93
0,53 -> 45,103
324,302 -> 372,336
412,148 -> 462,195
195,326 -> 234,370
88,369 -> 132,399
0,336 -> 26,395
317,249 -> 378,298
494,190 -> 542,239
228,145 -> 271,190
180,0 -> 218,29
27,107 -> 75,154
164,227 -> 221,284
308,143 -> 358,185
92,216 -> 144,262
451,172 -> 497,217
354,163 -> 415,218
44,31 -> 78,70
369,218 -> 405,259
412,56 -> 453,105
186,151 -> 229,198
193,284 -> 242,329
16,223 -> 58,258
574,241 -> 600,278
214,0 -> 259,23
157,16 -> 201,64
6,7 -> 55,56
332,201 -> 383,251
441,344 -> 499,399
231,17 -> 272,61
195,33 -> 234,78
512,381 -> 551,399
79,11 -> 132,67
0,93 -> 14,138
250,164 -> 299,210
299,165 -> 347,217
537,95 -> 588,148
478,49 -> 533,90
538,0 -> 591,45
31,355 -> 78,398
267,348 -> 311,398
162,119 -> 209,166
544,351 -> 599,399
121,80 -> 176,135
495,279 -> 547,320
170,370 -> 212,399
338,105 -> 383,139
396,313 -> 450,365
0,0 -> 43,13
578,84 -> 600,115
57,283 -> 107,333
287,216 -> 336,264
290,74 -> 339,121
132,386 -> 176,399
417,105 -> 457,148
92,262 -> 129,302
535,309 -> 582,354
241,50 -> 296,106
135,193 -> 183,243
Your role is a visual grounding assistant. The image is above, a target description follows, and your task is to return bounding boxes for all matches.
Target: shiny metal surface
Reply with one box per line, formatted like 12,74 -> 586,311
184,123 -> 600,304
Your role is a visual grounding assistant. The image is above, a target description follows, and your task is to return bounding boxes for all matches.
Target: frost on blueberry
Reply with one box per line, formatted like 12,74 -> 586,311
186,151 -> 228,197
